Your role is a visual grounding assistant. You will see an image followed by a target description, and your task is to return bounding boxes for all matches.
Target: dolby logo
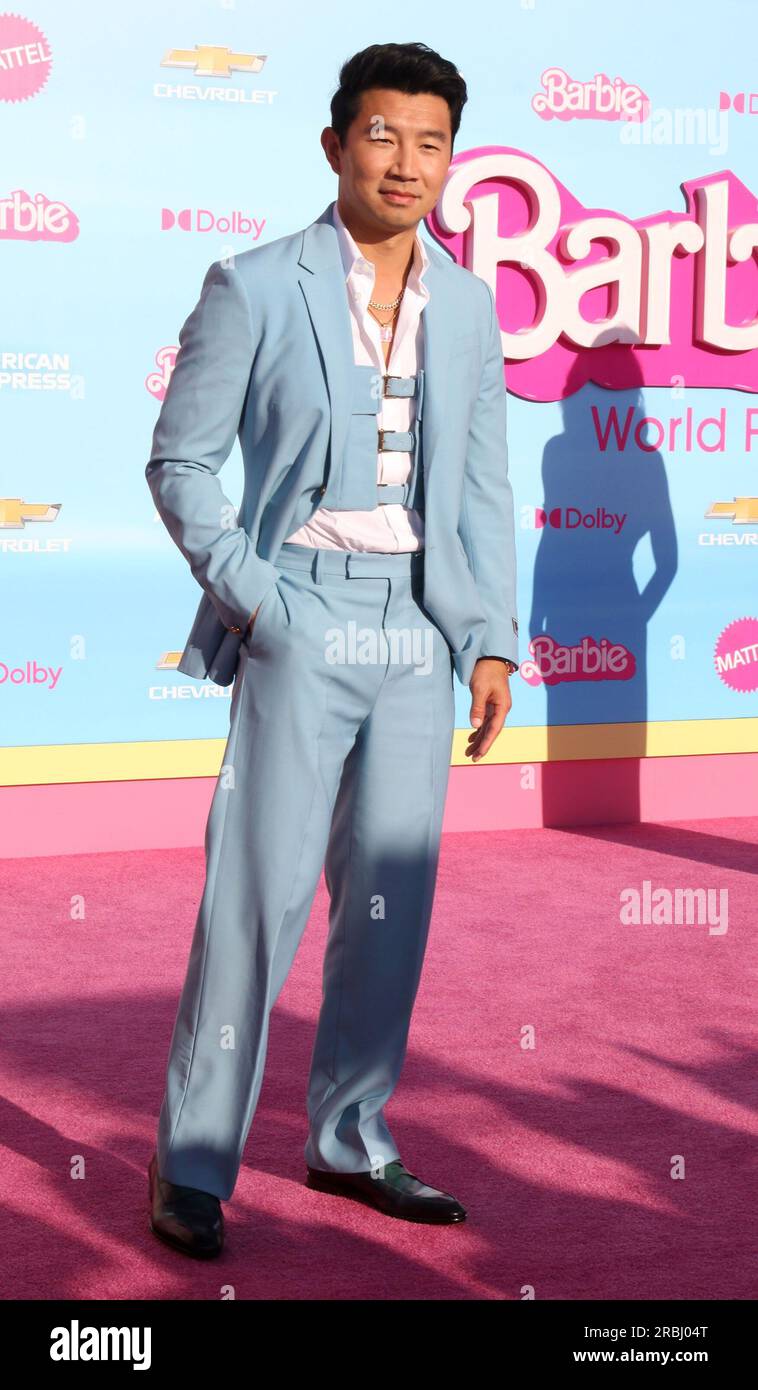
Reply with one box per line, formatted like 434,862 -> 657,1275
530,506 -> 627,535
719,91 -> 758,115
160,208 -> 266,238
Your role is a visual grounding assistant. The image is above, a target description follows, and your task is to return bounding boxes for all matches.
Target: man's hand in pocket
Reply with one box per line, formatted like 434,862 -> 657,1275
246,603 -> 261,640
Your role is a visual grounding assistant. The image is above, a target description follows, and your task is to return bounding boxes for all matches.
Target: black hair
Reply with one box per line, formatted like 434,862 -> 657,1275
329,42 -> 467,149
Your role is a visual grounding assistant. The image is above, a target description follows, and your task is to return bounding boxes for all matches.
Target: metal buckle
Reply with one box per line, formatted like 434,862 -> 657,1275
382,373 -> 416,397
382,374 -> 403,395
377,482 -> 409,502
378,428 -> 415,450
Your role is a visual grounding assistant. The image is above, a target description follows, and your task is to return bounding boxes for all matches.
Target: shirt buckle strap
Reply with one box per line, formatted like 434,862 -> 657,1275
382,374 -> 417,399
378,428 -> 415,451
376,482 -> 410,505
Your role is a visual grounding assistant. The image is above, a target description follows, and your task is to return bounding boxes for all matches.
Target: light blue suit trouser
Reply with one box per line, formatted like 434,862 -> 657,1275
156,541 -> 456,1200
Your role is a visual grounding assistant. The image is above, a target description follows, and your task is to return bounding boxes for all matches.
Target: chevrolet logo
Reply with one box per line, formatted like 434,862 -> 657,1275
705,498 -> 758,524
161,45 -> 267,78
0,499 -> 61,529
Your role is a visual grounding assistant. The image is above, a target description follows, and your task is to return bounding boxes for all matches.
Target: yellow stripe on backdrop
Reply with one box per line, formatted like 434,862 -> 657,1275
1,719 -> 756,786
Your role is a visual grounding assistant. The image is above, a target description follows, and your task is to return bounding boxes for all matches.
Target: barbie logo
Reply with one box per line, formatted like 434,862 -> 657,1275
0,189 -> 79,241
428,149 -> 758,400
532,68 -> 650,123
145,347 -> 179,402
519,634 -> 636,687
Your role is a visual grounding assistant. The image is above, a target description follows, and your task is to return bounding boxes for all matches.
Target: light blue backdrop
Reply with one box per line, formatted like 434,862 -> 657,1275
2,0 -> 755,751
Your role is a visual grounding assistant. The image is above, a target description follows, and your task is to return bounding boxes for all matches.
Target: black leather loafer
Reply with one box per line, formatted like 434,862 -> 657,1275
148,1152 -> 225,1258
306,1159 -> 466,1224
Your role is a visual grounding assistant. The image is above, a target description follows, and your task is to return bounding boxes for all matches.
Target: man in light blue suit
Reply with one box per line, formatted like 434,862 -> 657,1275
146,42 -> 518,1258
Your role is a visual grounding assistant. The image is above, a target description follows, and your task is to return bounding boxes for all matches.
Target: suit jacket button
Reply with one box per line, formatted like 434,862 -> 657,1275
229,625 -> 242,635
319,485 -> 326,495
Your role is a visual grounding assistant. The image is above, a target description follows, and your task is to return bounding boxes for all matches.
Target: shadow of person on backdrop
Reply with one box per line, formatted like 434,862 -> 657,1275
527,352 -> 678,826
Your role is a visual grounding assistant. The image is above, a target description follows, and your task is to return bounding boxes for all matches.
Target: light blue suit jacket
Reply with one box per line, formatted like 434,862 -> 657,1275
146,200 -> 518,688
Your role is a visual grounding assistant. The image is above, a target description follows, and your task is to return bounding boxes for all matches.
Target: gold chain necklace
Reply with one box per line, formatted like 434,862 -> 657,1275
367,292 -> 403,343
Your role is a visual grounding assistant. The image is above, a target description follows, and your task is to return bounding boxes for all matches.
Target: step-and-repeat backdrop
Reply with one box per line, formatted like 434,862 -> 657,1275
3,1 -> 756,765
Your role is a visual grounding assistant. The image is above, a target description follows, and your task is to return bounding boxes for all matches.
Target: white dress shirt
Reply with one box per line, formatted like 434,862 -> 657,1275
284,200 -> 427,552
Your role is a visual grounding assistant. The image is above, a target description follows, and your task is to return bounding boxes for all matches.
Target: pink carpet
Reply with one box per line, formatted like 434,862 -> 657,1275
2,817 -> 755,1301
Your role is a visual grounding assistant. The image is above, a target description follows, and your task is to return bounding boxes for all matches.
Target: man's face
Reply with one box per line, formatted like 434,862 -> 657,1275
324,87 -> 453,233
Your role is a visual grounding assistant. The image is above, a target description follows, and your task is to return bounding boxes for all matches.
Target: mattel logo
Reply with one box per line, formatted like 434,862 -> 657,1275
529,506 -> 627,534
714,617 -> 758,693
0,13 -> 52,104
160,208 -> 266,238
